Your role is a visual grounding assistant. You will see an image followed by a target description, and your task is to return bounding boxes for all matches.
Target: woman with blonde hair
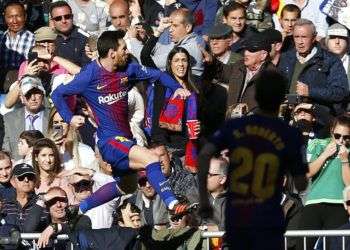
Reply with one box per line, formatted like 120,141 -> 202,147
48,106 -> 98,171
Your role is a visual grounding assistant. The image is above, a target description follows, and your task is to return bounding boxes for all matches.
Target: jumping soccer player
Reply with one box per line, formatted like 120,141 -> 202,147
51,31 -> 190,214
198,69 -> 308,250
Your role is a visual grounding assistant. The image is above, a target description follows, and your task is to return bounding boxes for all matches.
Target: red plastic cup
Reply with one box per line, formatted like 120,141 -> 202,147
186,120 -> 198,139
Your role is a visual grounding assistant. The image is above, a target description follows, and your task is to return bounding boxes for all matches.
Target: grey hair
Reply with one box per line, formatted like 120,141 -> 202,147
343,186 -> 350,202
210,157 -> 229,176
294,18 -> 317,37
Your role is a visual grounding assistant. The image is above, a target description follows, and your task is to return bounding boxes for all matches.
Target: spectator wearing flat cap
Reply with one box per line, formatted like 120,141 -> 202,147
1,163 -> 49,233
200,23 -> 242,137
2,76 -> 50,160
261,28 -> 283,65
278,19 -> 349,115
206,31 -> 276,119
208,23 -> 241,65
325,23 -> 350,90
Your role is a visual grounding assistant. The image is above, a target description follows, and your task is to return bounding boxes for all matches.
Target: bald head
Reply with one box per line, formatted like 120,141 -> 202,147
109,0 -> 130,31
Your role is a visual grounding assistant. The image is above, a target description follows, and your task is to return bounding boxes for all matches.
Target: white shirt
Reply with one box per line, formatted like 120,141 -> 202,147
24,109 -> 44,132
342,54 -> 349,75
217,51 -> 231,64
62,142 -> 98,171
85,172 -> 118,229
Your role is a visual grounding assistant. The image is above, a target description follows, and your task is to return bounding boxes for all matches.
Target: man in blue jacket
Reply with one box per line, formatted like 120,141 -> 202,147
278,18 -> 349,115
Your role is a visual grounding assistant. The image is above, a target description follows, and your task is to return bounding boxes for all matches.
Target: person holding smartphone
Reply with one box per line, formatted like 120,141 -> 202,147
47,107 -> 98,171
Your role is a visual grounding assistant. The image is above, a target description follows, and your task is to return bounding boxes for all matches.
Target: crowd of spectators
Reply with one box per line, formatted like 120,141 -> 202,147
0,0 -> 349,249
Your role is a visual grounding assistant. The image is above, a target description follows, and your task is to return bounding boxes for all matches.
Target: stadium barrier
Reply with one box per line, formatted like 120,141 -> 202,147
10,230 -> 350,250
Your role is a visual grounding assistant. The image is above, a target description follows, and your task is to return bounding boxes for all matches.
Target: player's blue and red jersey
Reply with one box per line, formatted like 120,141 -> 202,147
51,60 -> 181,141
210,114 -> 308,229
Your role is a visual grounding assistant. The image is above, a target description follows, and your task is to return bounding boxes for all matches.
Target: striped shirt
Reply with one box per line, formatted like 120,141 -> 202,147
2,193 -> 48,232
0,29 -> 35,70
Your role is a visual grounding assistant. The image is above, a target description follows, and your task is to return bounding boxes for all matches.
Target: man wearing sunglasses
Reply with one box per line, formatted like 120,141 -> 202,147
128,171 -> 168,227
200,157 -> 228,231
207,31 -> 276,118
49,1 -> 91,67
32,187 -> 91,249
67,171 -> 119,229
1,163 -> 39,233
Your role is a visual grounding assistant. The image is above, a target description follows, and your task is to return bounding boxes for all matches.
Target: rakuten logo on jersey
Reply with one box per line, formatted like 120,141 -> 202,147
98,91 -> 127,105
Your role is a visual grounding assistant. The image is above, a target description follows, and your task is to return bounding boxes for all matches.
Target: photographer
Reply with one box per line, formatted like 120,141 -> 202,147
283,100 -> 334,142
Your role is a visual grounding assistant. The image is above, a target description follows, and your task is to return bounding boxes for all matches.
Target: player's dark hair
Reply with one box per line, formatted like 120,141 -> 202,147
49,1 -> 72,16
281,4 -> 301,18
223,2 -> 246,18
19,130 -> 45,147
330,115 -> 350,133
255,69 -> 288,112
4,1 -> 25,15
97,30 -> 125,58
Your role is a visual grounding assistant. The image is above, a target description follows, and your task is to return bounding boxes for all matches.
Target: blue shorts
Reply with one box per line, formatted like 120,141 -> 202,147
98,136 -> 136,176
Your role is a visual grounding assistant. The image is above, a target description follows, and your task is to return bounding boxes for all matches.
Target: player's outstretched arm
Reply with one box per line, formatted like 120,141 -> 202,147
51,67 -> 92,124
198,142 -> 218,218
127,63 -> 182,92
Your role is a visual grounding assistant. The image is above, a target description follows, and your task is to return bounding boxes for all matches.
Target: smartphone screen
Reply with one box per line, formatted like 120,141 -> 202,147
28,52 -> 38,64
52,124 -> 63,139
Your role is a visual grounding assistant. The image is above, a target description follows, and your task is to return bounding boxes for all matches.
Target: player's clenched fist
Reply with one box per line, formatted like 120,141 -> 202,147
70,115 -> 85,128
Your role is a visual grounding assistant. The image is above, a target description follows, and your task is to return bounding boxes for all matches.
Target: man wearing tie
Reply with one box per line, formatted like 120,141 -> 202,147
2,76 -> 49,160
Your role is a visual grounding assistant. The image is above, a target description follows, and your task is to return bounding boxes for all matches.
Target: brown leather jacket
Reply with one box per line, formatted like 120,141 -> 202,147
210,59 -> 277,116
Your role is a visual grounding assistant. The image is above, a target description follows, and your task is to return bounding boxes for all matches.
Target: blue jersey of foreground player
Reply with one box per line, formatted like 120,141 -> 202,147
52,60 -> 180,140
210,114 -> 308,229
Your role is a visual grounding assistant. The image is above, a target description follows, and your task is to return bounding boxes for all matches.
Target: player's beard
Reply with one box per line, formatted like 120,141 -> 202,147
115,55 -> 129,69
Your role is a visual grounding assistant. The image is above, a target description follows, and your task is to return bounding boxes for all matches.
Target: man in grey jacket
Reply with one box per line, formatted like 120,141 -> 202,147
134,8 -> 204,79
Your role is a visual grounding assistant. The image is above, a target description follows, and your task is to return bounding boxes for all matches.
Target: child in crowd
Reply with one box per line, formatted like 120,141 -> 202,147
16,130 -> 45,165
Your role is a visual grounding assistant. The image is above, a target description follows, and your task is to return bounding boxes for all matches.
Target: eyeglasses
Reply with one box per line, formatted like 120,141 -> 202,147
333,133 -> 350,141
52,14 -> 73,22
346,200 -> 350,206
17,174 -> 36,182
45,196 -> 68,207
72,180 -> 93,192
208,173 -> 221,177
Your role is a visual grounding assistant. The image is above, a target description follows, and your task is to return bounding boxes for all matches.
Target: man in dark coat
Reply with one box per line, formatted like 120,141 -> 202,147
278,19 -> 349,115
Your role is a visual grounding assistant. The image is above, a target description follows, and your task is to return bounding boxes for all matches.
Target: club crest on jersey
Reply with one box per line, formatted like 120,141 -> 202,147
115,136 -> 129,142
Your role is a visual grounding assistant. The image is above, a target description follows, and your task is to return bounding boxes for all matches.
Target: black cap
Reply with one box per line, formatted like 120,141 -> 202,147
208,23 -> 233,39
242,32 -> 271,52
261,28 -> 283,44
12,163 -> 36,177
